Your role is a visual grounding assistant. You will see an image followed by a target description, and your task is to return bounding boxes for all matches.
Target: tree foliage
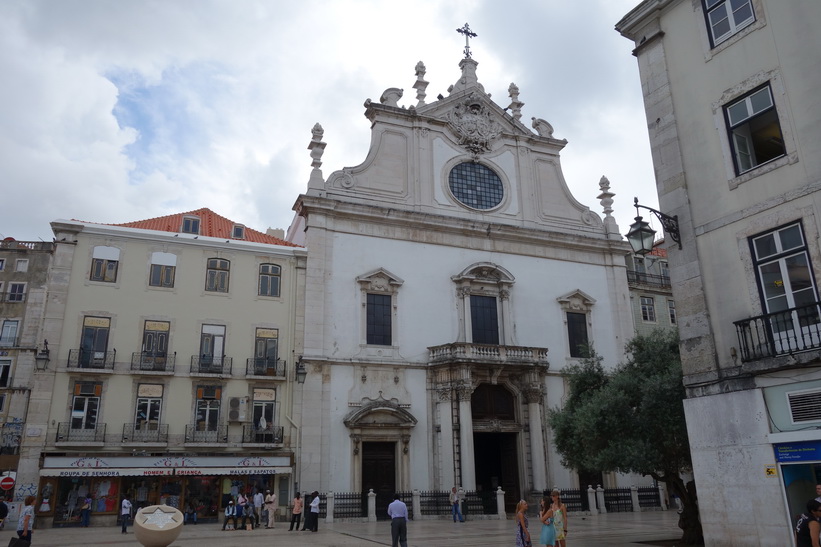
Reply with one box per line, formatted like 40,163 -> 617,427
548,329 -> 703,544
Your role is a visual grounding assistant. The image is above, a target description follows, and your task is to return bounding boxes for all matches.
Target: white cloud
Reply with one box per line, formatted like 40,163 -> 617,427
0,0 -> 659,242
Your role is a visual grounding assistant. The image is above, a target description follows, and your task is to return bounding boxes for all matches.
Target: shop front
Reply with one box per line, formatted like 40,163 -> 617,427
38,455 -> 291,527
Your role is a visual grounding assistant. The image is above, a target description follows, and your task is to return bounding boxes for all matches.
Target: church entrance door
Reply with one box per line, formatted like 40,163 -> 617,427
362,441 -> 396,520
473,432 -> 519,513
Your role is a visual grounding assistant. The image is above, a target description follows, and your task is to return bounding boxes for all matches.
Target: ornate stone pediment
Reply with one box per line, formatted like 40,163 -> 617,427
446,93 -> 503,157
356,268 -> 404,293
556,289 -> 597,313
344,394 -> 417,430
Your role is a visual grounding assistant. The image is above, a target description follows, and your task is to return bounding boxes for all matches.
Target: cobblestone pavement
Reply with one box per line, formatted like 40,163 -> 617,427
23,510 -> 681,547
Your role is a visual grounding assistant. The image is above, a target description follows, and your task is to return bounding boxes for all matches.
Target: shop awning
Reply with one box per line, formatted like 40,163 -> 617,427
40,466 -> 292,477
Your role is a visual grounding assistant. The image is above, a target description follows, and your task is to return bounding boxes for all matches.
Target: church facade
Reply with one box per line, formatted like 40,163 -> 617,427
287,52 -> 637,510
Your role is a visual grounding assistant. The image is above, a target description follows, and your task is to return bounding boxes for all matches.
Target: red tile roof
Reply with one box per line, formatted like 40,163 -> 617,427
108,208 -> 299,247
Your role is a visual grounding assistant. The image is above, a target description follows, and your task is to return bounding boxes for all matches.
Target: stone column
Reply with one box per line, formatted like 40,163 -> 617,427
437,387 -> 456,488
368,489 -> 376,522
587,486 -> 597,515
496,487 -> 506,519
524,385 -> 546,493
457,382 -> 476,490
325,491 -> 334,523
658,482 -> 669,510
412,489 -> 421,520
630,485 -> 640,513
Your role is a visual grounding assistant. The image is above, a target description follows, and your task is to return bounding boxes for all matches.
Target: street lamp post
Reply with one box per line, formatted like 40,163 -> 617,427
625,197 -> 682,255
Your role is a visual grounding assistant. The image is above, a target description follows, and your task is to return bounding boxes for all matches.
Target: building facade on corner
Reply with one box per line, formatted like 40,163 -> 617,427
22,209 -> 306,527
287,54 -> 639,513
625,243 -> 676,336
618,1 -> 821,544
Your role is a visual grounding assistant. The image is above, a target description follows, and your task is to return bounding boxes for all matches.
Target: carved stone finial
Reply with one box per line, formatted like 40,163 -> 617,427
507,83 -> 524,121
380,88 -> 403,107
597,175 -> 620,236
413,61 -> 429,107
307,123 -> 326,188
531,117 -> 554,138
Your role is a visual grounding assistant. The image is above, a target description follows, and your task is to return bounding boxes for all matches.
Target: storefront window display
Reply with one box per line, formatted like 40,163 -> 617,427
48,478 -> 93,526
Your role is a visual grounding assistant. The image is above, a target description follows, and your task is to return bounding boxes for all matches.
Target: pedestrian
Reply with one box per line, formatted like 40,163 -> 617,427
539,496 -> 556,547
242,498 -> 255,530
264,489 -> 277,529
183,499 -> 198,525
17,495 -> 35,544
387,493 -> 409,547
550,489 -> 568,547
449,486 -> 464,522
80,495 -> 92,527
289,492 -> 302,531
222,500 -> 238,531
303,490 -> 320,532
254,489 -> 265,529
795,499 -> 821,547
120,494 -> 132,534
0,496 -> 8,530
515,499 -> 531,547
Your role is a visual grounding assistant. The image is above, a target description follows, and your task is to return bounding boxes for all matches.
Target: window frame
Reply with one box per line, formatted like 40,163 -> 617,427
0,320 -> 19,347
566,311 -> 589,358
703,0 -> 755,47
258,263 -> 281,297
7,282 -> 26,302
14,259 -> 28,273
668,300 -> 677,325
0,359 -> 11,388
357,268 -> 404,349
71,382 -> 102,430
205,258 -> 230,293
0,259 -> 4,271
181,216 -> 200,235
724,83 -> 785,176
366,293 -> 393,346
232,225 -> 245,239
641,296 -> 657,323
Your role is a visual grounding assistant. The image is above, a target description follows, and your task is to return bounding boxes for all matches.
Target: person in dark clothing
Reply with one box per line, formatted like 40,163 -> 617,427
795,498 -> 821,547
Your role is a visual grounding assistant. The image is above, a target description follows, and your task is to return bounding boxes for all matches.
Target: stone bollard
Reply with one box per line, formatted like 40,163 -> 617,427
631,485 -> 640,512
596,485 -> 607,514
658,482 -> 669,510
587,485 -> 597,515
325,491 -> 334,523
458,487 -> 466,520
368,489 -> 377,522
133,505 -> 183,547
412,490 -> 421,521
496,486 -> 506,519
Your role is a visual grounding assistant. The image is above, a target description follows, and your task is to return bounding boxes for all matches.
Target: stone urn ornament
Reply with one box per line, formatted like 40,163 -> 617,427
132,504 -> 184,547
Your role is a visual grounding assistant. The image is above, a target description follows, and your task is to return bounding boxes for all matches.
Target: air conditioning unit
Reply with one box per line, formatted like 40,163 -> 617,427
228,396 -> 248,422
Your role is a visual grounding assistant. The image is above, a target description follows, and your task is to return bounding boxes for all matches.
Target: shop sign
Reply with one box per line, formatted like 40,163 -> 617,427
774,440 -> 821,462
41,468 -> 175,477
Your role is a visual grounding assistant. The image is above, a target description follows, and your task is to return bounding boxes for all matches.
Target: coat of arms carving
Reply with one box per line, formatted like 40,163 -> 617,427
447,94 -> 502,157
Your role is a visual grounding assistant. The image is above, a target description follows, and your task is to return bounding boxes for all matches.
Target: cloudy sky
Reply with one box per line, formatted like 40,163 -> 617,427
1,0 -> 659,243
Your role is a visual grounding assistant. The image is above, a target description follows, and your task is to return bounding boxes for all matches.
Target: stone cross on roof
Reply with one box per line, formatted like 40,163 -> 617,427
456,23 -> 477,58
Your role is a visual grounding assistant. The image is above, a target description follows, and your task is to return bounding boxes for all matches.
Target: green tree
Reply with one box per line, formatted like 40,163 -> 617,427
548,329 -> 703,544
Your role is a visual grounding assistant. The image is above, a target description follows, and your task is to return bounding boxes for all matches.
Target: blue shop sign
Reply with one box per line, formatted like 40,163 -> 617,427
774,440 -> 821,462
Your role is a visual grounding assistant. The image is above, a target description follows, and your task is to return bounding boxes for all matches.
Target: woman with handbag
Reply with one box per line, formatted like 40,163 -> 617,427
515,499 -> 531,547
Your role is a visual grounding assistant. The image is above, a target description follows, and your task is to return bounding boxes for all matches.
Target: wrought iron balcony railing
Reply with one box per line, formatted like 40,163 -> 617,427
184,423 -> 228,443
190,355 -> 231,375
241,424 -> 284,444
735,302 -> 821,362
122,422 -> 169,443
245,357 -> 286,377
131,352 -> 176,373
626,270 -> 671,289
56,422 -> 106,443
67,348 -> 116,370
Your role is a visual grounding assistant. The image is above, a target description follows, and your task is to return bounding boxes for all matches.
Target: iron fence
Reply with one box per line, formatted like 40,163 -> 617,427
334,492 -> 366,519
463,490 -> 496,515
735,302 -> 821,362
241,424 -> 284,444
558,488 -> 587,512
184,423 -> 228,443
638,486 -> 662,508
420,490 -> 450,516
245,357 -> 286,377
122,423 -> 169,443
603,487 -> 633,512
190,355 -> 232,375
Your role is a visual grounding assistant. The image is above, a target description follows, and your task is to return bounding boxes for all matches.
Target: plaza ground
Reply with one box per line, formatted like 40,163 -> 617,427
23,509 -> 683,546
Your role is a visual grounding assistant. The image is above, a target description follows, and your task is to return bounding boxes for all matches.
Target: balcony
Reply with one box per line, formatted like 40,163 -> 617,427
190,355 -> 231,375
735,302 -> 821,362
67,348 -> 116,371
245,357 -> 286,378
56,422 -> 106,443
241,424 -> 284,445
627,270 -> 671,289
122,423 -> 169,444
428,342 -> 549,366
131,352 -> 176,373
184,423 -> 228,444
